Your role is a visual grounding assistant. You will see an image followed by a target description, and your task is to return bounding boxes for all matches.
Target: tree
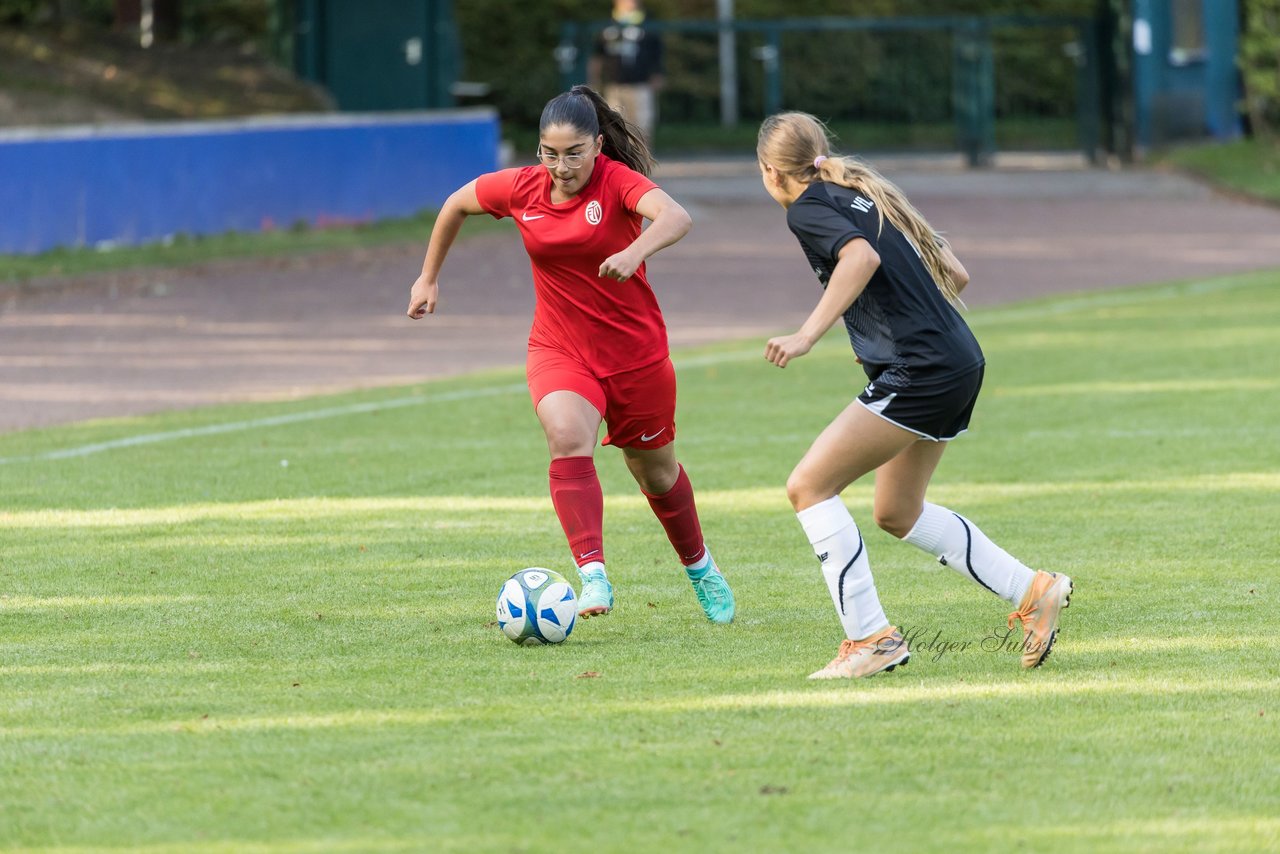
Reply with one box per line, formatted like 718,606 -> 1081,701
1239,0 -> 1280,139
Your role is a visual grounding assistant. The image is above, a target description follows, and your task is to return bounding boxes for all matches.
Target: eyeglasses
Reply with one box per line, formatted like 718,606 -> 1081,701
536,147 -> 593,169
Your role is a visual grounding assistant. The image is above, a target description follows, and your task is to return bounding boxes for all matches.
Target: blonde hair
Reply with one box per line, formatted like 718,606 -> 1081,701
757,112 -> 963,306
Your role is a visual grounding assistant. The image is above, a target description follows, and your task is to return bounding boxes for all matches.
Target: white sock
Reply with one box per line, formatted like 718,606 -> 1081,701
577,560 -> 607,581
797,497 -> 890,641
902,502 -> 1034,605
684,549 -> 713,578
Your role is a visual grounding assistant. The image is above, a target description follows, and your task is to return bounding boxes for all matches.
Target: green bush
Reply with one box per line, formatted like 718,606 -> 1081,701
183,0 -> 270,44
1239,0 -> 1280,138
0,0 -> 267,43
0,0 -> 40,25
454,0 -> 590,131
0,0 -> 118,27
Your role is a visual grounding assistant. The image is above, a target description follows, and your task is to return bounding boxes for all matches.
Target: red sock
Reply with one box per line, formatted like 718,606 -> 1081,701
643,465 -> 706,566
548,455 -> 605,568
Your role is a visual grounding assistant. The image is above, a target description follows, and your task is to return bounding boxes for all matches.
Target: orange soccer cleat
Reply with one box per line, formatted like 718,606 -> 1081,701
1007,570 -> 1074,668
807,625 -> 911,680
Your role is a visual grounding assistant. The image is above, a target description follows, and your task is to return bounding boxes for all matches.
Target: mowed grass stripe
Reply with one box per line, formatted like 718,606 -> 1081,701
2,470 -> 1279,529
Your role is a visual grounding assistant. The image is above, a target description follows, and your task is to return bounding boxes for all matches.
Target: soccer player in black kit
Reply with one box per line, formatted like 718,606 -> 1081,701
756,112 -> 1073,679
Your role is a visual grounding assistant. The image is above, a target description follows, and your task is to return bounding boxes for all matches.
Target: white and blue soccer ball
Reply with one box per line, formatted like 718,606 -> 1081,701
496,567 -> 577,646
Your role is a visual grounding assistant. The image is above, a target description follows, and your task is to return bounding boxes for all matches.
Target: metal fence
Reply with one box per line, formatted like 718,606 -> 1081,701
559,15 -> 1103,165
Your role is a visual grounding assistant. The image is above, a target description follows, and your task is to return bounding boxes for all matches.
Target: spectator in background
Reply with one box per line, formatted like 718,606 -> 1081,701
590,0 -> 664,142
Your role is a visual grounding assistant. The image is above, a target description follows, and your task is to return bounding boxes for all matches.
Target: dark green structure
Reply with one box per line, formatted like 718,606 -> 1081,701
1131,0 -> 1241,149
288,0 -> 459,110
559,14 -> 1108,167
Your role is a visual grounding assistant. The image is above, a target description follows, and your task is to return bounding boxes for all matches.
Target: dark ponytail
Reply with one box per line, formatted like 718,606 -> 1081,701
539,84 -> 656,177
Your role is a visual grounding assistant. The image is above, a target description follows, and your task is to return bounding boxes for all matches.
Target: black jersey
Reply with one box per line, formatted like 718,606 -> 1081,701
595,22 -> 663,85
786,181 -> 984,388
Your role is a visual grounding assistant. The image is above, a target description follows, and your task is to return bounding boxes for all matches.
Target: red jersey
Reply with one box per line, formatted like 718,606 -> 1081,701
475,154 -> 668,377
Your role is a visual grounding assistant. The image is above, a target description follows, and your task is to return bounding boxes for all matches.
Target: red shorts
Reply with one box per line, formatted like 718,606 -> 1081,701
526,348 -> 677,449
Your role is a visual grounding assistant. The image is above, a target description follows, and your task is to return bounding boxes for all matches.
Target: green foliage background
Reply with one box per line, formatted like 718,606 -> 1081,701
0,0 -> 272,42
456,0 -> 1099,132
1239,0 -> 1280,137
2,0 -> 1107,139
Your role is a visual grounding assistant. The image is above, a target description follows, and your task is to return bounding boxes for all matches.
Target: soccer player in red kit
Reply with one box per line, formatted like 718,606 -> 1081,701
407,85 -> 734,624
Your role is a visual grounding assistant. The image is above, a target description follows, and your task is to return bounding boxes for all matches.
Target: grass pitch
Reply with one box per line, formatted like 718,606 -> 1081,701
1162,139 -> 1280,206
1,272 -> 1278,852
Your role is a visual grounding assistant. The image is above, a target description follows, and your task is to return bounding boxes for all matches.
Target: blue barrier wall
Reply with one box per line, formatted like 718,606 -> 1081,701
0,109 -> 500,255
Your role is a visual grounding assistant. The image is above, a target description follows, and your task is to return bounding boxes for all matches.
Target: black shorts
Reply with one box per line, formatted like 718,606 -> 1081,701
857,365 -> 984,442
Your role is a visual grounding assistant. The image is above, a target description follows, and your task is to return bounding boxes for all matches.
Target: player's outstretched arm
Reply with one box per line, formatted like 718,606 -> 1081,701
408,180 -> 485,319
765,237 -> 880,368
598,188 -> 692,282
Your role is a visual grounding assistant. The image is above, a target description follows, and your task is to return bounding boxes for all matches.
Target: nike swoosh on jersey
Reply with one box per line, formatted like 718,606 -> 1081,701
521,213 -> 545,221
639,428 -> 666,442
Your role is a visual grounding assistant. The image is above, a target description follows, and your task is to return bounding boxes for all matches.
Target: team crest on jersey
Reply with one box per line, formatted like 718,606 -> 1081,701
585,200 -> 603,225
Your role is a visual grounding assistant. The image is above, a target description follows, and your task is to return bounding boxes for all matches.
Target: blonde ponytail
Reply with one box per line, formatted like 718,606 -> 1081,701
759,112 -> 963,306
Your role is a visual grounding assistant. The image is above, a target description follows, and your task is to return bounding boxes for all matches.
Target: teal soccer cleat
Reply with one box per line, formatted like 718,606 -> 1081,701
685,551 -> 735,624
576,568 -> 614,618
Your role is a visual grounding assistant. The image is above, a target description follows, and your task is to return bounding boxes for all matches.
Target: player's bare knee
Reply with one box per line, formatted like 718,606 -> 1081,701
635,469 -> 674,495
874,506 -> 917,539
625,454 -> 677,495
786,471 -> 821,511
544,427 -> 593,458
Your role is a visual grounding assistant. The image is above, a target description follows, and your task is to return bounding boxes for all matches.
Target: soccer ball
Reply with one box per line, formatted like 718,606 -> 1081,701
496,567 -> 577,646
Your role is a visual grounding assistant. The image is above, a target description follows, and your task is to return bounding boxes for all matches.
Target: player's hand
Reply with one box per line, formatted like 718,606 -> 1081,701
764,332 -> 814,368
598,249 -> 642,282
407,275 -> 438,319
